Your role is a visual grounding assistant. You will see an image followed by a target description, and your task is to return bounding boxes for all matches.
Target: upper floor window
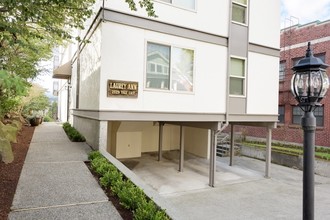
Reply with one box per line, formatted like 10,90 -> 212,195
279,61 -> 286,81
146,42 -> 194,92
292,53 -> 325,67
278,106 -> 285,123
158,0 -> 196,10
230,57 -> 246,96
232,0 -> 248,24
292,106 -> 324,127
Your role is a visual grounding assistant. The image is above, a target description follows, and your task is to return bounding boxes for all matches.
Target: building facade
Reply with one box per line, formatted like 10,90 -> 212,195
240,20 -> 330,147
53,0 -> 280,183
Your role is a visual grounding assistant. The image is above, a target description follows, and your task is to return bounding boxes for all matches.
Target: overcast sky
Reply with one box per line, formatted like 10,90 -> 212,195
281,0 -> 330,28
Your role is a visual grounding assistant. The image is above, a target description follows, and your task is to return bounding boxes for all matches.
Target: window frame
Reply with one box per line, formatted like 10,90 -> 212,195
279,61 -> 286,81
292,106 -> 324,127
278,105 -> 285,123
229,56 -> 247,97
145,41 -> 195,94
156,0 -> 197,11
231,0 -> 248,25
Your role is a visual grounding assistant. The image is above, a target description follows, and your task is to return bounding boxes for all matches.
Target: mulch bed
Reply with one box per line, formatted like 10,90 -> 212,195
0,125 -> 35,220
85,162 -> 134,220
0,125 -> 133,220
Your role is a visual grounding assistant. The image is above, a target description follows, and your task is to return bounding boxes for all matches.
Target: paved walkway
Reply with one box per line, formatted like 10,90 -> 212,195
9,123 -> 122,220
9,122 -> 330,220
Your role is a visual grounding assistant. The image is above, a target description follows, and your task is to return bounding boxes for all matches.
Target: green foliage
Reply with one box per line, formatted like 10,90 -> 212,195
117,180 -> 146,210
88,150 -> 102,161
0,70 -> 29,118
134,200 -> 169,220
242,141 -> 330,161
88,151 -> 170,220
125,0 -> 157,17
100,169 -> 123,189
62,122 -> 86,142
0,120 -> 22,163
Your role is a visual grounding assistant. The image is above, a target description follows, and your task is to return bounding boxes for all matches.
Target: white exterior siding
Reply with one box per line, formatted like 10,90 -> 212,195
79,26 -> 102,109
99,22 -> 227,113
249,0 -> 280,48
103,0 -> 229,37
246,52 -> 279,115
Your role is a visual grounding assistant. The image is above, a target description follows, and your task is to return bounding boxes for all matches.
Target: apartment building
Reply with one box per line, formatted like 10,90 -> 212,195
244,20 -> 330,147
53,0 -> 280,184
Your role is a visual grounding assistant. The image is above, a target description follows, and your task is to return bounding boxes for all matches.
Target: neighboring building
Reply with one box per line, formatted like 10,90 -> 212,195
240,20 -> 330,147
53,0 -> 280,184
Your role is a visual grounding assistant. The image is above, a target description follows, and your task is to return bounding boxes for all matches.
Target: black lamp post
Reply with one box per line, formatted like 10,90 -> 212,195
291,42 -> 329,220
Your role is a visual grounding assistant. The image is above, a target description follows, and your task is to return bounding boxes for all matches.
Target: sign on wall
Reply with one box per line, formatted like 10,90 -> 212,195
107,80 -> 138,97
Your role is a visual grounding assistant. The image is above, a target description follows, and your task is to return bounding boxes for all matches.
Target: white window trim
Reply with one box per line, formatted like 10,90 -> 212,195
144,40 -> 195,94
229,55 -> 247,97
231,0 -> 248,26
154,0 -> 197,12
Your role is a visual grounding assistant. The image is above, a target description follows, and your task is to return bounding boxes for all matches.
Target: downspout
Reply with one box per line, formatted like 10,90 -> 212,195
218,0 -> 234,133
67,77 -> 71,122
76,39 -> 80,109
209,2 -> 233,187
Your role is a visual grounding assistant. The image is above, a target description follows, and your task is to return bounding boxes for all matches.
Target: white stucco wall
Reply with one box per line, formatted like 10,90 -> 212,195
56,79 -> 69,122
246,52 -> 279,115
103,0 -> 229,37
249,0 -> 280,48
73,116 -> 100,149
99,22 -> 227,113
79,25 -> 102,109
184,127 -> 209,158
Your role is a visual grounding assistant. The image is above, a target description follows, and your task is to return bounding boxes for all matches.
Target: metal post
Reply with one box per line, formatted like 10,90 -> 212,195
158,122 -> 164,161
209,130 -> 216,187
179,125 -> 184,172
265,127 -> 272,178
301,111 -> 316,220
229,125 -> 234,166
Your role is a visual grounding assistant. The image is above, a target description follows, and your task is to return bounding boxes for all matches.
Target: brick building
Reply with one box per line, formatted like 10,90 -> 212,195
240,20 -> 330,147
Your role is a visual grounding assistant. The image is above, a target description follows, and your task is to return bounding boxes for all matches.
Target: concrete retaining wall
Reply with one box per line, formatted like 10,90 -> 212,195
240,145 -> 330,178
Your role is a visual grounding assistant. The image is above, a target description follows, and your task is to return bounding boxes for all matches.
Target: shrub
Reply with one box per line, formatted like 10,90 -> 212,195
62,122 -> 86,142
134,200 -> 169,220
88,151 -> 170,220
88,151 -> 102,161
117,180 -> 146,210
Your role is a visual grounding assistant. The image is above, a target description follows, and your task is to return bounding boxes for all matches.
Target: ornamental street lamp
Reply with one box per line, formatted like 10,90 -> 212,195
291,42 -> 330,220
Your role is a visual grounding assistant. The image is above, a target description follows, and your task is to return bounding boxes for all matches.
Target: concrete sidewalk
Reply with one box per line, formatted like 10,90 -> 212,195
9,122 -> 330,220
9,122 -> 122,220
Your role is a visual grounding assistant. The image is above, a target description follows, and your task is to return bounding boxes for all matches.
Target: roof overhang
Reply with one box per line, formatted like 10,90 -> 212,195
53,61 -> 72,79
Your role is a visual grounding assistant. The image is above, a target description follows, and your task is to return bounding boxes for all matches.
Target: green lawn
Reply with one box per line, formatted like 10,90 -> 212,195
242,141 -> 330,161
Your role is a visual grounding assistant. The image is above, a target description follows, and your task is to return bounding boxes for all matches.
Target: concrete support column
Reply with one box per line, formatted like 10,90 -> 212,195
265,127 -> 272,178
158,122 -> 164,161
209,130 -> 216,187
229,124 -> 234,166
179,125 -> 185,172
99,121 -> 108,152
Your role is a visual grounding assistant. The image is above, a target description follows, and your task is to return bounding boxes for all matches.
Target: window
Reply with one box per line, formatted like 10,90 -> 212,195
232,0 -> 247,24
278,106 -> 285,123
279,61 -> 286,81
292,106 -> 324,127
159,0 -> 196,10
314,106 -> 324,127
292,106 -> 303,125
292,53 -> 325,68
146,42 -> 194,92
230,57 -> 245,96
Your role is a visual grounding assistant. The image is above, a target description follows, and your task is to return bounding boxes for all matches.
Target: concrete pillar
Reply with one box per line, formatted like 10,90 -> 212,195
158,122 -> 164,161
179,125 -> 184,172
99,121 -> 108,152
265,127 -> 272,178
209,130 -> 216,187
229,124 -> 234,166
